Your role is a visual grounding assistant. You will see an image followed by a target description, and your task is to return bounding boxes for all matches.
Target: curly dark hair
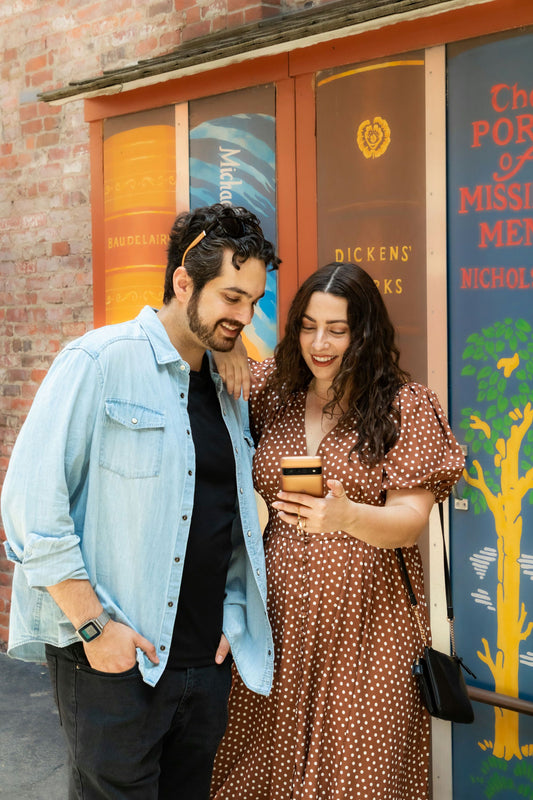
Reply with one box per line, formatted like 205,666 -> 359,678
163,203 -> 280,304
269,262 -> 411,466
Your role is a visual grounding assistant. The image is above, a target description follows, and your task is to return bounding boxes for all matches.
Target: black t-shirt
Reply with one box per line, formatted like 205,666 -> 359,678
168,354 -> 237,668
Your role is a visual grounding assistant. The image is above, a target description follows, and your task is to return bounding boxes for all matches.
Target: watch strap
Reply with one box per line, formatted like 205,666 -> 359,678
76,609 -> 111,642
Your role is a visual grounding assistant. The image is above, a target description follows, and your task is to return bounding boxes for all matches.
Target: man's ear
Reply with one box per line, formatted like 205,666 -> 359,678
172,266 -> 193,303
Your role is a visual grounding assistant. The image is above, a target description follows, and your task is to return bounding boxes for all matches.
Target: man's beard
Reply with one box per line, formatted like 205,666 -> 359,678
187,291 -> 242,352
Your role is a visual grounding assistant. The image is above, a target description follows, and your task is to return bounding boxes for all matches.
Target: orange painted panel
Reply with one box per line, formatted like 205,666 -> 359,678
103,120 -> 176,324
104,266 -> 168,325
104,125 -> 176,213
105,212 -> 173,271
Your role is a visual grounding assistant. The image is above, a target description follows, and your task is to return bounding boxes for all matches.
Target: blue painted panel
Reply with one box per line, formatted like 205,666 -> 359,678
448,30 -> 533,796
189,107 -> 278,358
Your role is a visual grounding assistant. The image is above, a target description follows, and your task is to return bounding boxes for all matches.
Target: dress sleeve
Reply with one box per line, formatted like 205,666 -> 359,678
248,357 -> 277,444
382,383 -> 465,502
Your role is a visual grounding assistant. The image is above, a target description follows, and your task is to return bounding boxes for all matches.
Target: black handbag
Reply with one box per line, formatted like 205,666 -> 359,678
396,503 -> 476,724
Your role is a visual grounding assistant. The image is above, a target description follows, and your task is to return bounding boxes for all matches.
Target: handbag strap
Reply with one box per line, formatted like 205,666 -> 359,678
396,504 -> 477,678
396,502 -> 456,653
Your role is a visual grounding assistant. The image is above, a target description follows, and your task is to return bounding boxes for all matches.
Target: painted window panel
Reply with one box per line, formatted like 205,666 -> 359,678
447,30 -> 533,796
100,90 -> 277,361
316,53 -> 427,383
103,108 -> 176,324
189,85 -> 278,359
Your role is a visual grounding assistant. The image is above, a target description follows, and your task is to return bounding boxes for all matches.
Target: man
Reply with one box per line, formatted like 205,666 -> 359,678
1,203 -> 278,799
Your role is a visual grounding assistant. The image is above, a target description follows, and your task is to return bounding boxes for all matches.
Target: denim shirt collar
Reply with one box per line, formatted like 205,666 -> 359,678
137,306 -> 185,366
137,307 -> 223,391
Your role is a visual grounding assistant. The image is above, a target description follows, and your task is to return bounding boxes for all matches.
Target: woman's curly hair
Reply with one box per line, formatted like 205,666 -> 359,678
268,262 -> 411,467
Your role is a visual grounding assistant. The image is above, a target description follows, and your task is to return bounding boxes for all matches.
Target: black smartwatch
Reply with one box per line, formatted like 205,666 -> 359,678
76,610 -> 111,643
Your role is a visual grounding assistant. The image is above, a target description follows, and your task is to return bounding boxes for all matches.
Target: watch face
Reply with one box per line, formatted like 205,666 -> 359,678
78,621 -> 101,642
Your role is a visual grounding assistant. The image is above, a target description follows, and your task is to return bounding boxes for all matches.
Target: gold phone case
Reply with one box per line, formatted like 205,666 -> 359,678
280,456 -> 323,497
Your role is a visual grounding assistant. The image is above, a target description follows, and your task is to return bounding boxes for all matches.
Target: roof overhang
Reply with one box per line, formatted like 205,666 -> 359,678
40,0 -> 494,105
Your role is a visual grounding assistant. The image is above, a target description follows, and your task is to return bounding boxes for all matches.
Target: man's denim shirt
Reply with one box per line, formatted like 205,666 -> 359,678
1,306 -> 274,693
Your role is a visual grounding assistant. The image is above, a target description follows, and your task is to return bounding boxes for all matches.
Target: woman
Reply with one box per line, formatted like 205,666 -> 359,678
210,262 -> 465,800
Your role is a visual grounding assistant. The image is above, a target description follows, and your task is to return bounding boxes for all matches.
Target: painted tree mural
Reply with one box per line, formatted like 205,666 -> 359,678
459,317 -> 533,760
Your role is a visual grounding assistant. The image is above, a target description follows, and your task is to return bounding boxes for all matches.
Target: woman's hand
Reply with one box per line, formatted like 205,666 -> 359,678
273,481 -> 435,548
212,335 -> 251,400
272,479 -> 352,533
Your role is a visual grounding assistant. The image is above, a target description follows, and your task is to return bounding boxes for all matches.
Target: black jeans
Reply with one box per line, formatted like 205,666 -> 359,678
45,642 -> 232,800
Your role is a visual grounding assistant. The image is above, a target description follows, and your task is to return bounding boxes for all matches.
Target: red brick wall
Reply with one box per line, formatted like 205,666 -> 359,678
0,0 -> 319,649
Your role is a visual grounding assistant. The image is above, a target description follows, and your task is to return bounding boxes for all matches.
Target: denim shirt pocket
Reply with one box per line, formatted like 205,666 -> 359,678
100,400 -> 165,478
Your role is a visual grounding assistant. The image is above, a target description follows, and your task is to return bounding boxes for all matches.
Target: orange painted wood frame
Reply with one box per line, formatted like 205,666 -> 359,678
84,0 -> 533,125
275,78 -> 300,333
84,54 -> 289,123
294,73 -> 317,287
289,0 -> 533,77
86,0 -> 533,330
87,54 -> 307,332
89,120 -> 106,328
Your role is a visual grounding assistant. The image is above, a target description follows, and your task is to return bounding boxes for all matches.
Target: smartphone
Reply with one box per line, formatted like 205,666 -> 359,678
280,456 -> 323,497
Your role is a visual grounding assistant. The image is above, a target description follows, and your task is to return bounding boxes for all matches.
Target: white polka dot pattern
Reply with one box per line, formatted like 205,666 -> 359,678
210,359 -> 465,800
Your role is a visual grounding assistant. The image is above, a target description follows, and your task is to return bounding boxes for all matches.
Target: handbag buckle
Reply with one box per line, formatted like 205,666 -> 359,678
412,659 -> 424,678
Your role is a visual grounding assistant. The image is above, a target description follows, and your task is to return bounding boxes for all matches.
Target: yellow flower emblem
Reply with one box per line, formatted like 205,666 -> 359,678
356,117 -> 391,159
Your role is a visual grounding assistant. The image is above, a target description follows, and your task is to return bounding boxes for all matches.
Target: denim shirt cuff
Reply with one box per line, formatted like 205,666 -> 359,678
20,533 -> 89,588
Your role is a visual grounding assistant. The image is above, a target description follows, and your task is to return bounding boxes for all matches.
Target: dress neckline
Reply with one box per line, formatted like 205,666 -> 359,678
301,388 -> 342,457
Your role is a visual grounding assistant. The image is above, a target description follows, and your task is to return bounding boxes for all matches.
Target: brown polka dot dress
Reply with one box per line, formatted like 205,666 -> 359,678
211,359 -> 465,800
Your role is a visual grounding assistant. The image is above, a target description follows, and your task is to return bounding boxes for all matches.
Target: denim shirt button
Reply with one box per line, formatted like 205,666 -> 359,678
160,645 -> 166,651
256,569 -> 260,576
247,530 -> 251,537
182,515 -> 187,521
131,418 -> 138,425
174,556 -> 180,562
